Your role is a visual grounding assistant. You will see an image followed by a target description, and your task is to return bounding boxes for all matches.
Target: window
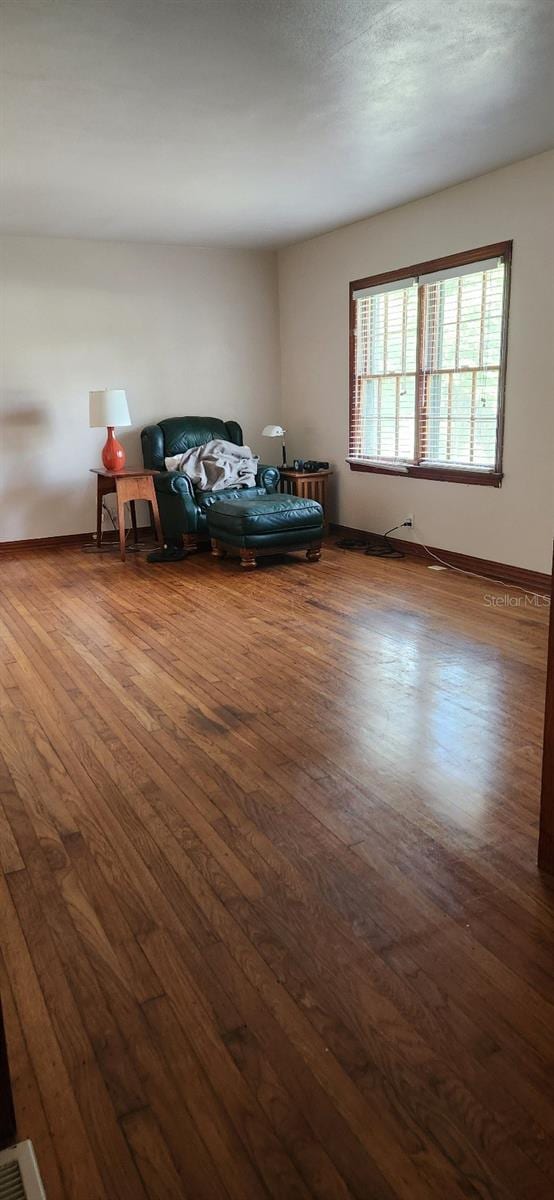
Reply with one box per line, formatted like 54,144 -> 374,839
348,241 -> 512,486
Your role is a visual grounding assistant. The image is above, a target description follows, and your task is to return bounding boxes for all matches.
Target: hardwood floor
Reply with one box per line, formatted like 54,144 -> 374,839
0,539 -> 552,1200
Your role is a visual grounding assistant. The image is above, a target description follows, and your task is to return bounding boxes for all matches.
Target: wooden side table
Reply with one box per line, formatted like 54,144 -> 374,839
279,468 -> 333,528
91,469 -> 163,561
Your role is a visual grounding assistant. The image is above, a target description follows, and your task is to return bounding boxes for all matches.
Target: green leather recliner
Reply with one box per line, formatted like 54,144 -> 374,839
141,416 -> 280,548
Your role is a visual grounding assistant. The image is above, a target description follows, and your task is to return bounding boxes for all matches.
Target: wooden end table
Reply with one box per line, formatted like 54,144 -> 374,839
91,468 -> 163,561
279,468 -> 333,529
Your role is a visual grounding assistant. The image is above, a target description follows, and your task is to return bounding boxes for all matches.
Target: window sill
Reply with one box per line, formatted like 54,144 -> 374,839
347,459 -> 503,487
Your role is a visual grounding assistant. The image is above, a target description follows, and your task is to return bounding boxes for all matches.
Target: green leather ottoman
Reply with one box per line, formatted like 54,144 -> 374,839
207,494 -> 324,569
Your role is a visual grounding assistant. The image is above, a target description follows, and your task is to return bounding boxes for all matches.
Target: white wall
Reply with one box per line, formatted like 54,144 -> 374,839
0,237 -> 280,540
2,153 -> 553,567
278,151 -> 554,574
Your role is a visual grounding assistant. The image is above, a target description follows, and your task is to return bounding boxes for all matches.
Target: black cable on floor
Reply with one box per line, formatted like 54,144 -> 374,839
335,525 -> 405,559
365,525 -> 405,559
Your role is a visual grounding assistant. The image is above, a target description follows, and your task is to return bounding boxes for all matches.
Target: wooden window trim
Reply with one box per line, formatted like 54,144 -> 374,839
348,240 -> 512,484
346,460 -> 504,486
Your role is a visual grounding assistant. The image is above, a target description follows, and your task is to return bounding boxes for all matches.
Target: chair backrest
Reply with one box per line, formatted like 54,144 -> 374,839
141,416 -> 243,470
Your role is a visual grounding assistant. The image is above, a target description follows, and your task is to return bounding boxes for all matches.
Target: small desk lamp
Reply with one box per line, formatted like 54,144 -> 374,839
262,424 -> 287,468
89,389 -> 131,470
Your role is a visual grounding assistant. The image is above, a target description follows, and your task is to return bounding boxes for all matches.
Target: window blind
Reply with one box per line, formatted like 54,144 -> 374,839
349,244 -> 511,478
350,281 -> 418,463
418,261 -> 505,469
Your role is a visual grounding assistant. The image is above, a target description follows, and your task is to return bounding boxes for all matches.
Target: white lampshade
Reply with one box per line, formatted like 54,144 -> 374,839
89,389 -> 131,428
262,424 -> 286,437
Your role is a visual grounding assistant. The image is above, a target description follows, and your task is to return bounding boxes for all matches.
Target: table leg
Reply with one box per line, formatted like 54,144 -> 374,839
116,485 -> 127,561
146,480 -> 163,547
130,500 -> 138,544
96,481 -> 104,546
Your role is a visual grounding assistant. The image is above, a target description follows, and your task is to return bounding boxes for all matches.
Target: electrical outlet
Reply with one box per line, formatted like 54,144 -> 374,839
403,514 -> 414,528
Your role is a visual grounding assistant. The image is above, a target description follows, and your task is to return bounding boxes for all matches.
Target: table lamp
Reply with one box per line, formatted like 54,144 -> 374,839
89,389 -> 131,470
262,423 -> 287,468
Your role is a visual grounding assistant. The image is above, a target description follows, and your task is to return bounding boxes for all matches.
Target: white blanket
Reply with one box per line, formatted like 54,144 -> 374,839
165,439 -> 259,492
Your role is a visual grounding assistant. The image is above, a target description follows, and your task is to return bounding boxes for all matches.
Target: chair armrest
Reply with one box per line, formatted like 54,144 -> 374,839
153,470 -> 199,537
256,463 -> 280,492
154,470 -> 195,499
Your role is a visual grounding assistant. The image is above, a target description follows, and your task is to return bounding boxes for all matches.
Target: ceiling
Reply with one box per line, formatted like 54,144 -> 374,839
1,0 -> 553,248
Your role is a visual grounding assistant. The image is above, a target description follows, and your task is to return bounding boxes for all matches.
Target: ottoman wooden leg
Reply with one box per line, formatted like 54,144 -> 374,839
240,549 -> 257,570
184,534 -> 198,552
306,544 -> 322,562
211,539 -> 226,558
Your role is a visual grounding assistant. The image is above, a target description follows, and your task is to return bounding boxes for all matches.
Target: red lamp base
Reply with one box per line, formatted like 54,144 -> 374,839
102,426 -> 126,471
